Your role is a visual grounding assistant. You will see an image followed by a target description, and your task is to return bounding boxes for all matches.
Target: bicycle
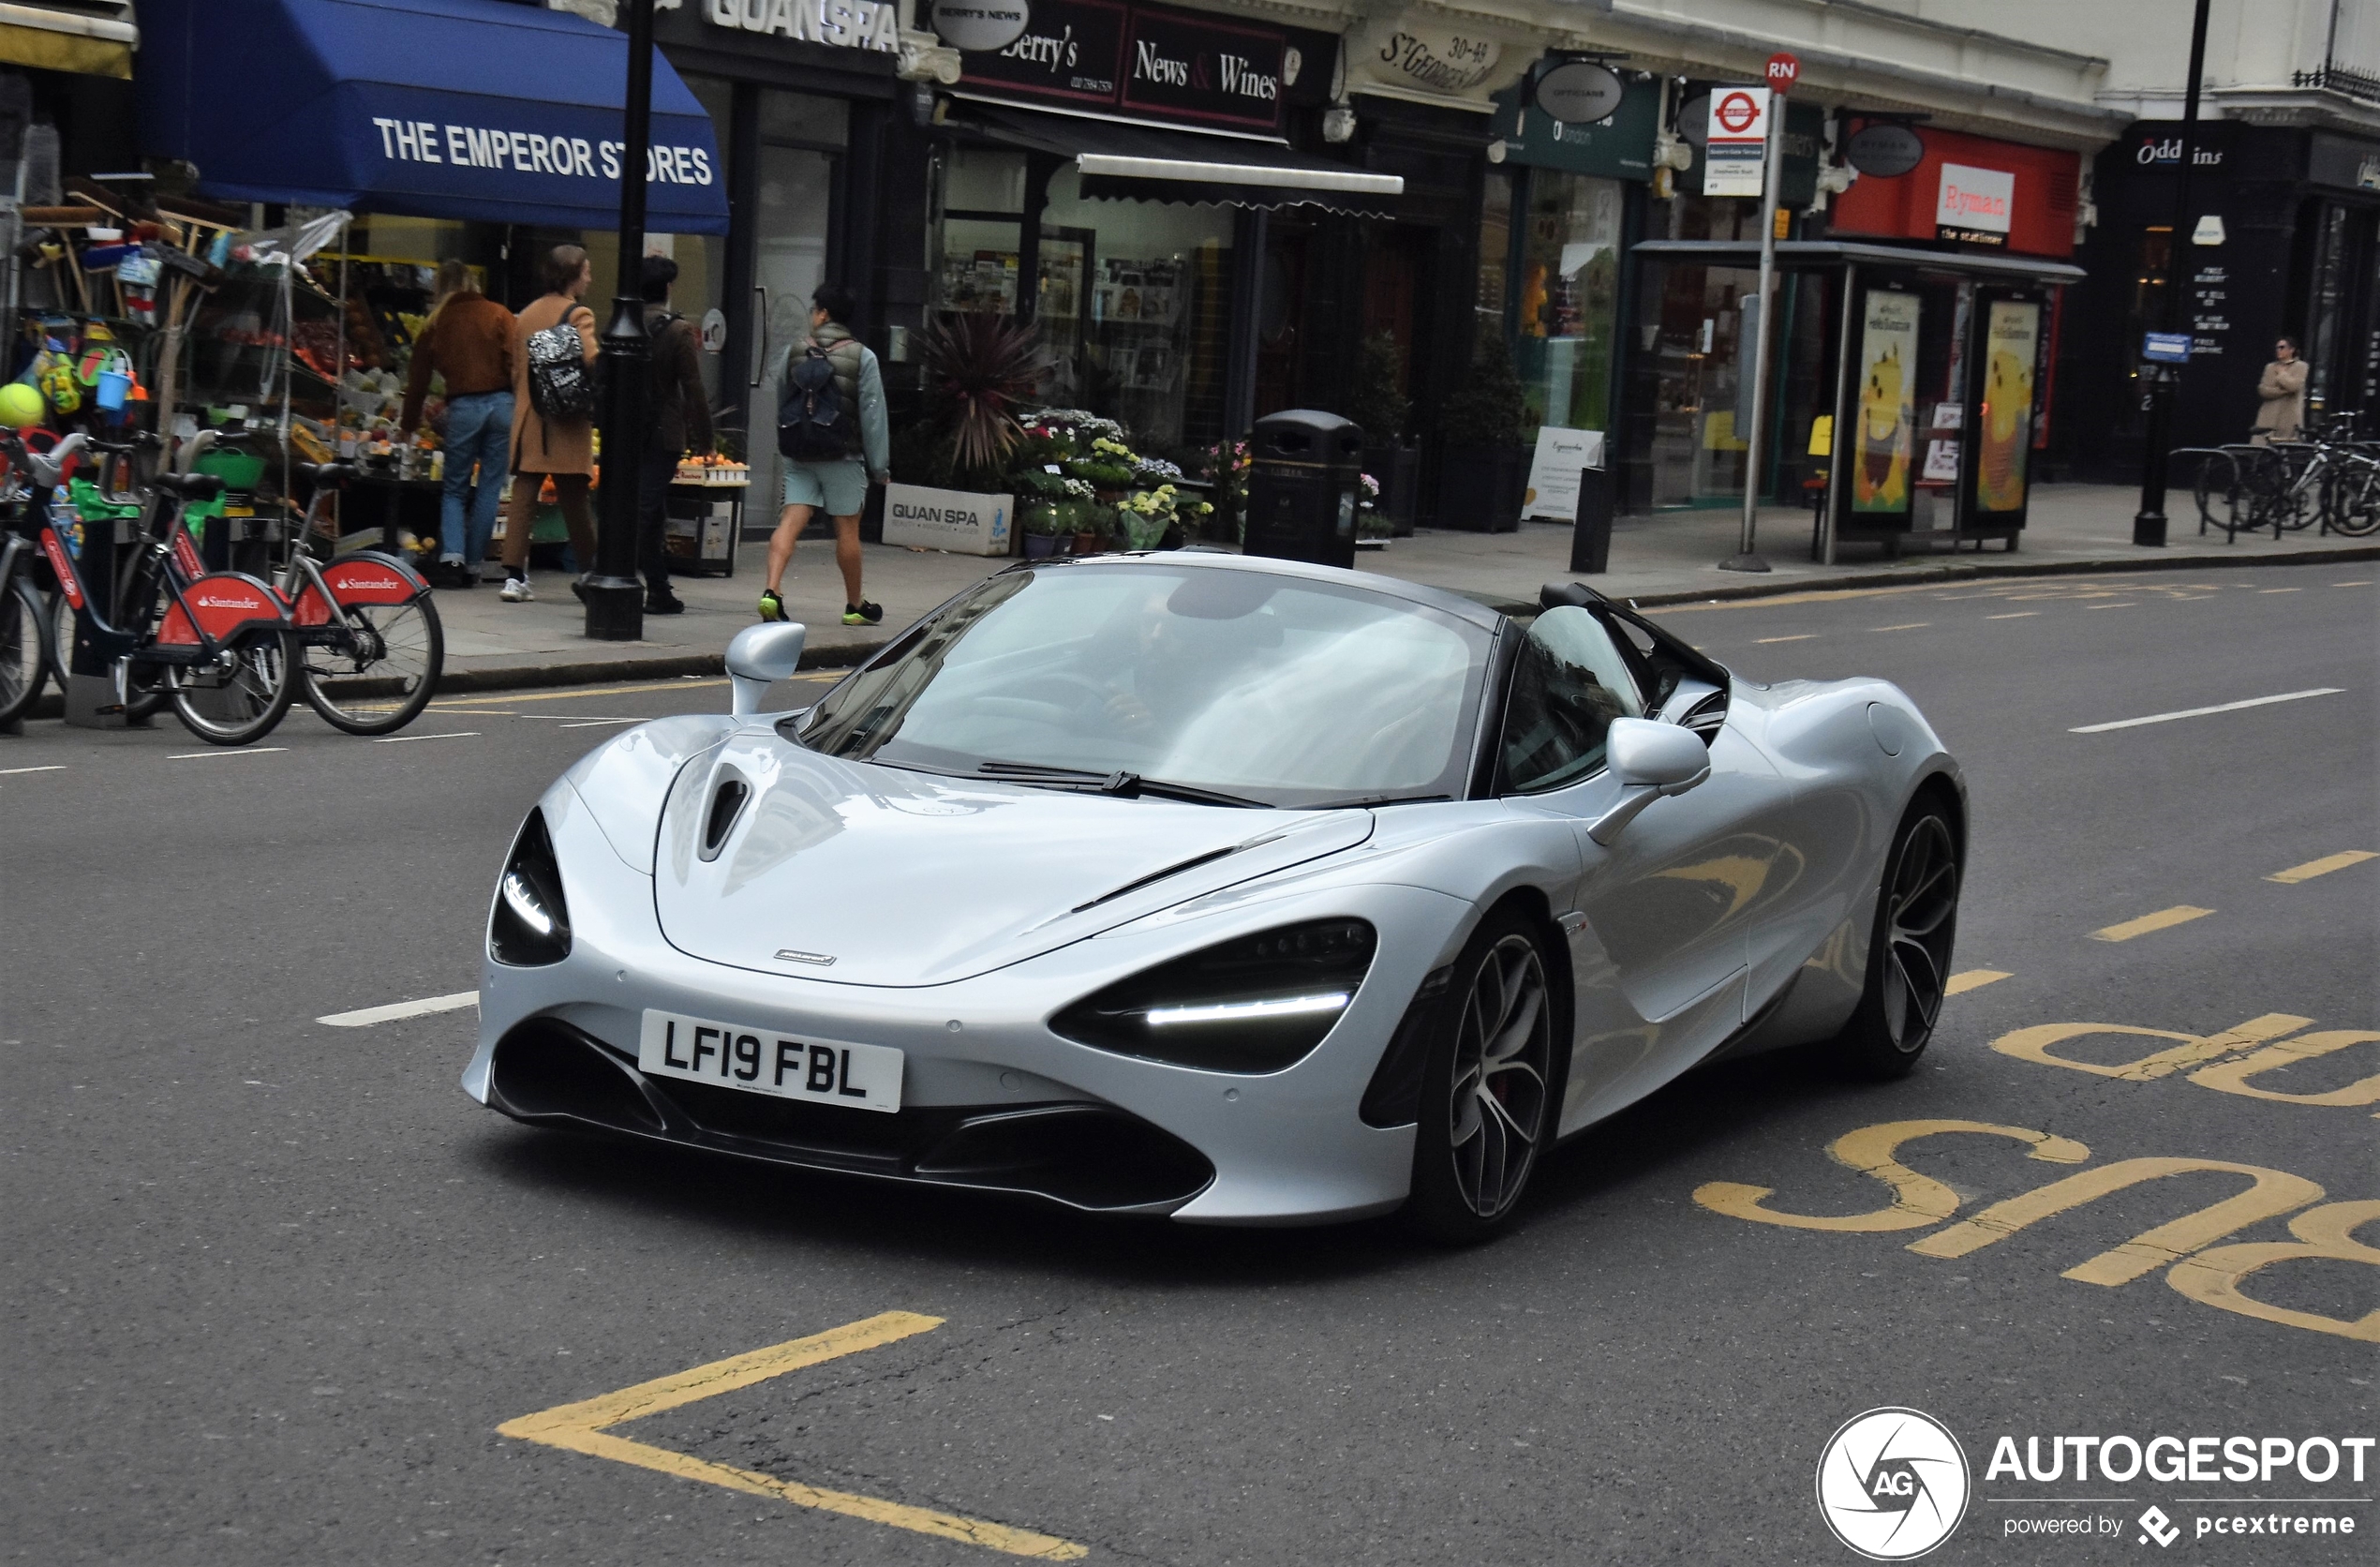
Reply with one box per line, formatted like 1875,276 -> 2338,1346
36,438 -> 299,745
0,429 -> 90,727
270,460 -> 443,735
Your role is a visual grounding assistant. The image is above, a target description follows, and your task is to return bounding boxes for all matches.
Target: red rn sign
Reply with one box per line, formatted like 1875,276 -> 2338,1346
1766,52 -> 1800,90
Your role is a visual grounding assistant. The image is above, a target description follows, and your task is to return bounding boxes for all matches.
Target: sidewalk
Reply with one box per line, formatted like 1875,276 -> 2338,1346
434,484 -> 2379,691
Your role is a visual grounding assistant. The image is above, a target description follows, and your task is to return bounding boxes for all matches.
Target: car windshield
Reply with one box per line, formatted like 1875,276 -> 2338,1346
793,563 -> 1492,808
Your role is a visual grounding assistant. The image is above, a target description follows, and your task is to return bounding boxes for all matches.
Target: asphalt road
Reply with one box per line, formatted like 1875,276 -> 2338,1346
3,561 -> 2373,1566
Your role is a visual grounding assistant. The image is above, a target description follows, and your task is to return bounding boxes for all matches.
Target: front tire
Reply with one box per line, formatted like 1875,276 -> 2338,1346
1406,908 -> 1557,1244
1835,802 -> 1962,1079
170,632 -> 299,746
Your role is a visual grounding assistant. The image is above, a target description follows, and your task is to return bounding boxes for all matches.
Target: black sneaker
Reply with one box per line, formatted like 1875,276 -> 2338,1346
569,575 -> 588,604
645,589 -> 686,615
842,600 -> 884,626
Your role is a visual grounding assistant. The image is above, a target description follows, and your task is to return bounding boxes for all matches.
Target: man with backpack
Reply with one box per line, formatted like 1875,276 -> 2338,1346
498,245 -> 599,604
757,282 -> 887,627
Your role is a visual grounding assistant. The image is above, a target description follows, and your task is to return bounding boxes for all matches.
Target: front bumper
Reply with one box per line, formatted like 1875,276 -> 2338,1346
462,780 -> 1471,1223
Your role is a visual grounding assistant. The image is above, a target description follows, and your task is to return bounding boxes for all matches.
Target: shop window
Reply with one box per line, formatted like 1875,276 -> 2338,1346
935,146 -> 1026,316
760,92 -> 848,148
1037,170 -> 1232,453
1477,170 -> 1513,327
1514,172 -> 1622,440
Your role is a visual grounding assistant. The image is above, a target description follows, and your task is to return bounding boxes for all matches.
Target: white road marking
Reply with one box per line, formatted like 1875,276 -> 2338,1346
559,718 -> 639,728
318,991 -> 479,1027
0,764 -> 67,775
1986,611 -> 2039,619
169,748 -> 287,760
371,730 -> 481,743
2071,688 -> 2345,734
1872,622 -> 1929,631
1756,634 -> 1817,644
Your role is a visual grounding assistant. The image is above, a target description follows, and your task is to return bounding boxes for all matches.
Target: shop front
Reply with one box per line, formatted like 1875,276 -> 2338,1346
643,0 -> 922,536
927,0 -> 1384,472
131,0 -> 727,561
2066,121 -> 2380,474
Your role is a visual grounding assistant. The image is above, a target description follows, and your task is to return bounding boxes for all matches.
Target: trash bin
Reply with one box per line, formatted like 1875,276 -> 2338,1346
1243,410 -> 1364,570
1569,464 -> 1614,574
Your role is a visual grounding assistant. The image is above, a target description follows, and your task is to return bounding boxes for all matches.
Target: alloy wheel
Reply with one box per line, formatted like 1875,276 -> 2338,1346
1879,815 -> 1958,1051
1447,933 -> 1552,1219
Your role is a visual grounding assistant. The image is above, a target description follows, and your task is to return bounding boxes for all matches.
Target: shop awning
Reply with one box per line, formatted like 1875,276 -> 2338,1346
135,0 -> 727,234
1632,240 -> 2084,284
0,3 -> 136,79
960,99 -> 1403,218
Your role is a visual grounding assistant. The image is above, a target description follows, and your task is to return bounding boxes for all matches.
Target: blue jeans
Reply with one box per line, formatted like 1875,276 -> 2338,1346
439,390 -> 514,565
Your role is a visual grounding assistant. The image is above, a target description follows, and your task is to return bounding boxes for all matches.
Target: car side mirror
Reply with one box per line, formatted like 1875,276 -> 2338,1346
1587,718 -> 1712,844
726,622 -> 806,716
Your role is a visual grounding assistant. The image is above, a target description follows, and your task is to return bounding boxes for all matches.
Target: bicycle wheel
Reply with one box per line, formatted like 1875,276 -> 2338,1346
0,573 -> 48,725
169,631 -> 298,746
300,593 -> 443,736
2329,464 -> 2380,537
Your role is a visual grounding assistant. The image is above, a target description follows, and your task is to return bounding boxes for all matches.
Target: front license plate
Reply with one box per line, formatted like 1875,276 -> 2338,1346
637,1010 -> 902,1113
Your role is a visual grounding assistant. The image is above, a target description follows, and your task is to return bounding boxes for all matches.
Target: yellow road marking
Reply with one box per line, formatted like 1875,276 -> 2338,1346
1985,611 -> 2038,619
2268,850 -> 2378,884
1756,634 -> 1817,644
1947,970 -> 2011,995
2090,905 -> 2214,942
1872,622 -> 1929,631
499,1312 -> 1086,1560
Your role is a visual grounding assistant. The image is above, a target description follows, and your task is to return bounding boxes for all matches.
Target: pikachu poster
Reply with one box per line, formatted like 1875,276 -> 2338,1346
1853,292 -> 1919,515
1975,300 -> 2041,514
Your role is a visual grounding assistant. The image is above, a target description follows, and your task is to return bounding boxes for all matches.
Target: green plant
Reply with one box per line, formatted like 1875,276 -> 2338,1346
1022,500 -> 1064,535
919,311 -> 1049,479
1346,331 -> 1411,443
1438,324 -> 1528,449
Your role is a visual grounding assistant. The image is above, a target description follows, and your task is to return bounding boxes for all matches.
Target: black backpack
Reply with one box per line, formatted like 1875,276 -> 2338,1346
778,345 -> 855,462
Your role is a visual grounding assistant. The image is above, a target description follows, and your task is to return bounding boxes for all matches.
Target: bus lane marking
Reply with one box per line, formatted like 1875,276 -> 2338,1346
1948,970 -> 2012,995
1990,1011 -> 2380,1112
2269,850 -> 2376,884
498,1311 -> 1087,1560
1692,1120 -> 2378,1342
2090,905 -> 2213,942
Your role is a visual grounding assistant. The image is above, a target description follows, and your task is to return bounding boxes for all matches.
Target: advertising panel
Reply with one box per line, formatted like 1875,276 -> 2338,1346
958,0 -> 1287,131
1975,300 -> 2041,515
1853,291 -> 1920,515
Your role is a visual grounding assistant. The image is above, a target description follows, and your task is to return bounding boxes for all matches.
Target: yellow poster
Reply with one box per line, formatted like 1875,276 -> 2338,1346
1853,292 -> 1919,515
1976,301 -> 2040,515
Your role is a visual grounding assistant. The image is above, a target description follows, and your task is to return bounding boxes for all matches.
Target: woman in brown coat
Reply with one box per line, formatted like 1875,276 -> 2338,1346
498,245 -> 599,603
2252,336 -> 2308,444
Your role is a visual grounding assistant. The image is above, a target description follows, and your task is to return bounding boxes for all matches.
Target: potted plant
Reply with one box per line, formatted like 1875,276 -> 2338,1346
884,313 -> 1048,557
1073,500 -> 1115,555
1356,472 -> 1392,549
1347,331 -> 1420,534
1435,324 -> 1530,532
1021,500 -> 1065,558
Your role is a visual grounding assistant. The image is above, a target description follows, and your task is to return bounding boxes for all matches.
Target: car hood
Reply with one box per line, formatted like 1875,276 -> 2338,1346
653,731 -> 1375,986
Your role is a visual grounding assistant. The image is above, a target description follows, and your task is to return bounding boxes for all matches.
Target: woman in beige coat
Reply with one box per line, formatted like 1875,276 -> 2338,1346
2252,336 -> 2308,444
498,245 -> 600,602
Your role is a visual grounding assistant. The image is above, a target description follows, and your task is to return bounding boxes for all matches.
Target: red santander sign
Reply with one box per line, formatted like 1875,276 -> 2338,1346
1766,52 -> 1800,91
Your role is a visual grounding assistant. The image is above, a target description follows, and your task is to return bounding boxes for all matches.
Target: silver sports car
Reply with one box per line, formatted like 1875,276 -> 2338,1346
463,554 -> 1964,1239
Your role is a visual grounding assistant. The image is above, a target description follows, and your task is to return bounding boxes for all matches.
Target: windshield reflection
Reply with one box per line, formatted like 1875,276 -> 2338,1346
795,564 -> 1490,808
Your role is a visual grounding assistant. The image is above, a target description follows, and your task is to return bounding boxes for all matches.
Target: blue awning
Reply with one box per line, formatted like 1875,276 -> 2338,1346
136,0 -> 728,234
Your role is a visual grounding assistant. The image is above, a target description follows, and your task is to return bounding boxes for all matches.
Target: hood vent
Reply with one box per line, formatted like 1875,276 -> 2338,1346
699,771 -> 751,862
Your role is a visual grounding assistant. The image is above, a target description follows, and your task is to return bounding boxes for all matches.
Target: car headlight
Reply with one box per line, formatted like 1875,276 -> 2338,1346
1050,918 -> 1376,1073
488,809 -> 572,966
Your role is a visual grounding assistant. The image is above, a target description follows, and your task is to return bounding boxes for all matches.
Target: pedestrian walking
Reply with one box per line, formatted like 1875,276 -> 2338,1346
498,245 -> 600,604
398,260 -> 513,589
637,255 -> 708,617
757,282 -> 887,627
2252,336 -> 2307,443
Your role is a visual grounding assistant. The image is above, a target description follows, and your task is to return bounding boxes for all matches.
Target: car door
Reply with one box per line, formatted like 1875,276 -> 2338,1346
1495,607 -> 1796,1136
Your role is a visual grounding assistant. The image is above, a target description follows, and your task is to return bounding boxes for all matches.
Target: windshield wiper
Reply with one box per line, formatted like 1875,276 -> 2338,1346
1303,792 -> 1453,810
974,761 -> 1270,808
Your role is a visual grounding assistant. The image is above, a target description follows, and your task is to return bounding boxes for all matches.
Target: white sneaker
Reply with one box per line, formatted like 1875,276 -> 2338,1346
500,576 -> 534,603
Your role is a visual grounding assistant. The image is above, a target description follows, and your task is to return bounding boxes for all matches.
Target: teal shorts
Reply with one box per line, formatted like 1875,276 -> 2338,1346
781,457 -> 870,517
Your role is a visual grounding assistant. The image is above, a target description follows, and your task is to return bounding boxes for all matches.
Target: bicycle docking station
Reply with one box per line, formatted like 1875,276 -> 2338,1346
62,501 -> 150,731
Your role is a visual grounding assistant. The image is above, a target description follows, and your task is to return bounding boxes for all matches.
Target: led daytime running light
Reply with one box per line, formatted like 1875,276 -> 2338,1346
501,871 -> 554,937
1145,992 -> 1350,1027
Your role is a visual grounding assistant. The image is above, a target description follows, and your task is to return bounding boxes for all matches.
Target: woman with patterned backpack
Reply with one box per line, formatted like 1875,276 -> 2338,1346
498,245 -> 600,604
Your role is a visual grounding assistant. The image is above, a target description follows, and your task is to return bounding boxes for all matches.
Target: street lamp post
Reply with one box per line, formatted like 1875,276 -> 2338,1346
2132,0 -> 2214,548
585,0 -> 657,641
1722,52 -> 1799,574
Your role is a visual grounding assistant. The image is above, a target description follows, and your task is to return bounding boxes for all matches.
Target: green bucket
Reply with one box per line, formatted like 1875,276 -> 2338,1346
195,448 -> 268,490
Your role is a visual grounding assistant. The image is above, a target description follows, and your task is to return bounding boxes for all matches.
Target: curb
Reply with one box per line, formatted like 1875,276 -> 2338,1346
435,634 -> 893,695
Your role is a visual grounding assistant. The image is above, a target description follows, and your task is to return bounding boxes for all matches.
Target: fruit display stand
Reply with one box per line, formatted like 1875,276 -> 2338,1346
667,456 -> 748,576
